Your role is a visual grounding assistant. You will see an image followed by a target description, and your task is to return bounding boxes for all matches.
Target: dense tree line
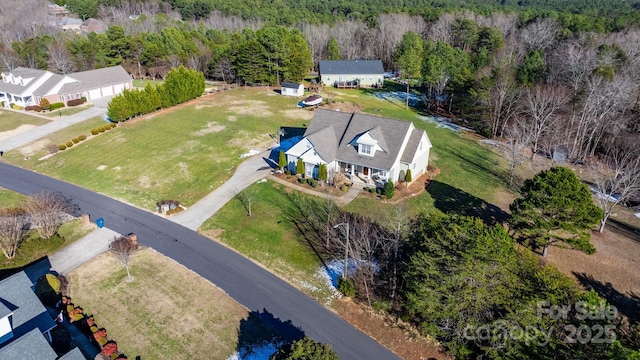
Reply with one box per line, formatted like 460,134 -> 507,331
107,66 -> 204,121
55,0 -> 640,32
280,189 -> 639,359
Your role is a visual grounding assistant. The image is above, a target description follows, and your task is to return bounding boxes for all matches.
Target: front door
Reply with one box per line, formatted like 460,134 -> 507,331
363,167 -> 369,176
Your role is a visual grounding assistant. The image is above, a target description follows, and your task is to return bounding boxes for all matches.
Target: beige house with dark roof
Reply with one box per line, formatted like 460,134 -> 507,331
0,66 -> 132,108
285,109 -> 431,184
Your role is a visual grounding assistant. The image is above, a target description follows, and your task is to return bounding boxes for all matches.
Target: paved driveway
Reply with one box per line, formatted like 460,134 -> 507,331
0,162 -> 401,360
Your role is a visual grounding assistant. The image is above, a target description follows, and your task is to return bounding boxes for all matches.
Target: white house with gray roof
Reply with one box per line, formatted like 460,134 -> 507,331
0,271 -> 84,360
285,109 -> 431,184
318,60 -> 384,88
0,66 -> 132,108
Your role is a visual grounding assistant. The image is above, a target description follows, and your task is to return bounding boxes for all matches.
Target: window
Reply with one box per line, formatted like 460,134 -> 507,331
67,95 -> 72,100
360,144 -> 372,155
378,170 -> 386,177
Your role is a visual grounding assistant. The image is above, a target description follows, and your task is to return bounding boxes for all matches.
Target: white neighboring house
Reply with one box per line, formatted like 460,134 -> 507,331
0,66 -> 133,108
281,82 -> 304,96
285,109 -> 431,183
318,60 -> 384,88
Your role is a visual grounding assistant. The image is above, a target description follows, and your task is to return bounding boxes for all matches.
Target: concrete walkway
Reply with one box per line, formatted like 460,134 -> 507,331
49,227 -> 120,275
0,106 -> 107,152
268,175 -> 364,206
170,151 -> 274,230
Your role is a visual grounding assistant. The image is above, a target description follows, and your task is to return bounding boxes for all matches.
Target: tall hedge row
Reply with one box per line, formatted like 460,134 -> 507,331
107,66 -> 205,122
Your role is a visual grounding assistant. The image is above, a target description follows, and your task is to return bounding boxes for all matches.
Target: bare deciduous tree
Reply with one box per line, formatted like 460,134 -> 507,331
109,235 -> 137,282
519,84 -> 570,158
589,135 -> 640,232
0,47 -> 21,71
380,204 -> 410,301
24,191 -> 75,240
503,119 -> 533,187
550,37 -> 597,92
519,17 -> 559,51
485,49 -> 520,137
0,210 -> 29,260
374,13 -> 426,67
235,188 -> 255,217
48,41 -> 75,74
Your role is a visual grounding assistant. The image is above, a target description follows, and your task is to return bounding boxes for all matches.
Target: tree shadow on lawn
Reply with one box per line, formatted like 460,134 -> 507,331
426,180 -> 509,226
235,308 -> 305,358
604,218 -> 640,244
572,272 -> 640,324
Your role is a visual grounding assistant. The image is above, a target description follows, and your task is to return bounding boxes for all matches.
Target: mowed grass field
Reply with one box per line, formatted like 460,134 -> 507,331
4,89 -> 313,209
68,248 -> 251,359
0,109 -> 49,133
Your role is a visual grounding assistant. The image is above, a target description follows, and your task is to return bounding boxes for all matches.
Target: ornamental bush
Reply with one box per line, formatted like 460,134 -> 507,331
39,98 -> 51,110
72,137 -> 79,144
78,135 -> 86,141
67,99 -> 83,107
59,144 -> 67,151
50,102 -> 65,110
66,141 -> 73,148
25,105 -> 42,112
91,129 -> 99,135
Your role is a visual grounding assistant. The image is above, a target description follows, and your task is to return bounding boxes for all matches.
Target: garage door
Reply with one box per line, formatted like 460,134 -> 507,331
101,86 -> 114,96
88,89 -> 101,99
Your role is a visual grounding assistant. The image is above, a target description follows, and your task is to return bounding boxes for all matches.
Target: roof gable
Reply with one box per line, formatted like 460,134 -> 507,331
0,329 -> 57,360
319,60 -> 384,75
302,109 -> 413,171
0,272 -> 55,340
281,82 -> 301,89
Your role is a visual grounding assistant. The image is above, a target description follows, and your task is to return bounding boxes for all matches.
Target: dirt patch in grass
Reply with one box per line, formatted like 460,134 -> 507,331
228,100 -> 273,117
0,124 -> 37,141
546,224 -> 640,322
318,101 -> 362,113
333,298 -> 452,360
193,121 -> 225,136
18,138 -> 48,156
68,248 -> 249,360
282,108 -> 314,120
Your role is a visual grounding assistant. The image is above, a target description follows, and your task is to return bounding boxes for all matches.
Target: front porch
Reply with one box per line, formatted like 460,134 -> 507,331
339,161 -> 387,187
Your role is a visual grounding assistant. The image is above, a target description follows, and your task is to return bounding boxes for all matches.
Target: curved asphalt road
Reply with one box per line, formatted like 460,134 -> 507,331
0,162 -> 400,360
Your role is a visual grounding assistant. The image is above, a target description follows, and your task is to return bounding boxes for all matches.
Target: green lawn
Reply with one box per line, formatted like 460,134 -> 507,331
40,104 -> 94,118
0,187 -> 27,208
5,90 -> 310,209
0,219 -> 94,272
201,180 -> 339,304
0,109 -> 49,132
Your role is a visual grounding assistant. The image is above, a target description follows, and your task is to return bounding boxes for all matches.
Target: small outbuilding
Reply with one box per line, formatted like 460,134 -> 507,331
281,82 -> 304,97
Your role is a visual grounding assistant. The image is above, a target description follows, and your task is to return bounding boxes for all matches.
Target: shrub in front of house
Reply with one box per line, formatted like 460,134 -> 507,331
59,144 -> 67,151
81,96 -> 87,103
50,102 -> 65,110
384,180 -> 395,199
99,126 -> 106,133
40,98 -> 51,110
66,141 -> 73,148
311,180 -> 318,188
78,135 -> 86,141
110,123 -> 117,128
72,137 -> 79,144
91,128 -> 99,135
11,104 -> 22,110
25,105 -> 42,112
67,99 -> 83,107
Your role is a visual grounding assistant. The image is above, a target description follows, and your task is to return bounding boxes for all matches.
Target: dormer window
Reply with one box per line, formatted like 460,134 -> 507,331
360,144 -> 373,155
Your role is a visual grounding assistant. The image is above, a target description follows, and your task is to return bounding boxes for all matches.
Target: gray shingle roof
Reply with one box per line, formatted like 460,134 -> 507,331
400,129 -> 426,164
0,329 -> 57,360
59,347 -> 87,360
0,271 -> 55,340
318,60 -> 384,75
303,109 -> 412,171
58,65 -> 131,94
281,82 -> 300,89
2,67 -> 47,79
31,74 -> 65,96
